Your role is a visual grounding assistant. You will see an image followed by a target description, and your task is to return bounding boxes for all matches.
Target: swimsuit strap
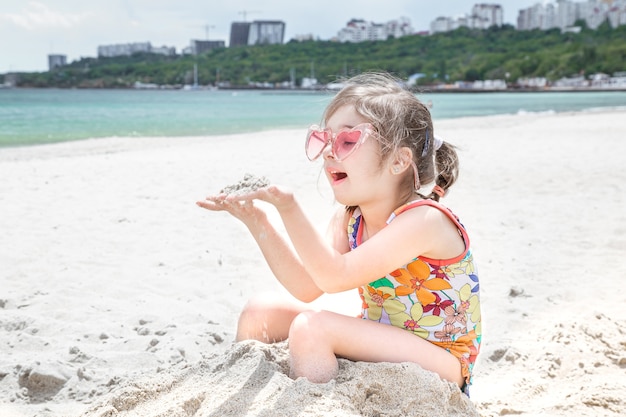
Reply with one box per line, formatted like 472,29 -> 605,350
387,199 -> 471,265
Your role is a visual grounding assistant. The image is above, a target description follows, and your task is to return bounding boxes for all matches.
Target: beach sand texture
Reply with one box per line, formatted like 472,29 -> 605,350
1,110 -> 625,416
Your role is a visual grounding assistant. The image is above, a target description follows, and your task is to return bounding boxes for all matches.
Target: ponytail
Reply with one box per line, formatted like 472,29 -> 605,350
426,141 -> 459,202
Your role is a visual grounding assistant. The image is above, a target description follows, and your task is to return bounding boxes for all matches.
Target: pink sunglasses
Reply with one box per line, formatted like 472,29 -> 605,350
305,122 -> 421,190
305,123 -> 375,162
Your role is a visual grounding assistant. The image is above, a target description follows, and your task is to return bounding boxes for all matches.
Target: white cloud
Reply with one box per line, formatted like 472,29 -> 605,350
0,1 -> 94,30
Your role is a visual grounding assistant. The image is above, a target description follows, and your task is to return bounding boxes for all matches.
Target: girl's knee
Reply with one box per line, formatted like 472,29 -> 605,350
288,311 -> 339,383
238,293 -> 290,324
288,310 -> 328,346
237,295 -> 277,342
237,293 -> 305,343
238,297 -> 261,321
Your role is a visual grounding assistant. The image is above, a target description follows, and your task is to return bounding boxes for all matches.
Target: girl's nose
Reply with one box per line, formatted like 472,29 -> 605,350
322,143 -> 335,160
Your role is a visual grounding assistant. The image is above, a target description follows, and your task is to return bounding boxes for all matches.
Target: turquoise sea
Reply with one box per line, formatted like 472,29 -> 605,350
1,88 -> 625,148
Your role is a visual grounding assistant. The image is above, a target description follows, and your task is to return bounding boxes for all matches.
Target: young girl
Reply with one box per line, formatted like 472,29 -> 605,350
197,72 -> 481,395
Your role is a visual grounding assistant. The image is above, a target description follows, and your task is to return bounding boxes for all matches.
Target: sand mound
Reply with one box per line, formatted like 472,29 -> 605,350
82,341 -> 478,417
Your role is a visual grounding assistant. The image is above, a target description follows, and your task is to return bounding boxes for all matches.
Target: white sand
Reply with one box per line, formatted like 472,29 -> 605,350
1,109 -> 625,417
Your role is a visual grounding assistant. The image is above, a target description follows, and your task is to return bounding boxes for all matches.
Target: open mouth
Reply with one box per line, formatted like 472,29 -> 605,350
330,171 -> 348,181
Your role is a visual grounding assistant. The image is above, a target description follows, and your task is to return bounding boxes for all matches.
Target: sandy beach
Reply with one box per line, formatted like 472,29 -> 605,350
1,109 -> 625,417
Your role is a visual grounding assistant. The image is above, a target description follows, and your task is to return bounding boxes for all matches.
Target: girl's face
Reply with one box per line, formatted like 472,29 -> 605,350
323,105 -> 392,206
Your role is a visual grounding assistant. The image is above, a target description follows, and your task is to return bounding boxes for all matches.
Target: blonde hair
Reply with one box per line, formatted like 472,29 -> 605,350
324,72 -> 459,201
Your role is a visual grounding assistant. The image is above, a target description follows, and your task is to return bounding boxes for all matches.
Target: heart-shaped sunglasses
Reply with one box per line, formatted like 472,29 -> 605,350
305,123 -> 376,162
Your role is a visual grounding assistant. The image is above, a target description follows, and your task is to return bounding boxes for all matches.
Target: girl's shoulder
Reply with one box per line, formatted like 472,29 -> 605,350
388,199 -> 471,261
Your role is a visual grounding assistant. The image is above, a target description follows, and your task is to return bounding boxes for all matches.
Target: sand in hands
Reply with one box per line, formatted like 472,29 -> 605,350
219,173 -> 270,196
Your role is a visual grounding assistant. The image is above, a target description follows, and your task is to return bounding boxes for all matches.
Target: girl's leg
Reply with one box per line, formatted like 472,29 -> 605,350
235,292 -> 310,343
288,310 -> 464,386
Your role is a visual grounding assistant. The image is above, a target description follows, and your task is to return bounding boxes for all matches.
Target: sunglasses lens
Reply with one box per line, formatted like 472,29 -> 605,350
333,129 -> 363,160
306,129 -> 327,160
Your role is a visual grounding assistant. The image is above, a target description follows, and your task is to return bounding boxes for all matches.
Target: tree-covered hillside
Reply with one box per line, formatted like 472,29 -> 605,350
12,23 -> 626,88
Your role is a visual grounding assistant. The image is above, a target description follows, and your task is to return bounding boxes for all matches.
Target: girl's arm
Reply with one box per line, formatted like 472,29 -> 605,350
197,196 -> 324,302
228,186 -> 447,293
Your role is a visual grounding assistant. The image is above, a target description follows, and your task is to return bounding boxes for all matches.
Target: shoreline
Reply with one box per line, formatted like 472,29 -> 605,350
3,85 -> 626,93
1,109 -> 625,416
2,105 -> 626,151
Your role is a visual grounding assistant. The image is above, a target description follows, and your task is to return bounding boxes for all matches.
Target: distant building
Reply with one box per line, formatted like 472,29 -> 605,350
337,17 -> 413,42
98,42 -> 151,57
291,33 -> 316,42
150,45 -> 176,56
430,16 -> 460,33
338,19 -> 384,42
431,4 -> 502,34
2,73 -> 18,87
48,54 -> 67,70
471,4 -> 504,28
517,0 -> 626,31
230,22 -> 251,47
518,3 -> 550,30
97,42 -> 176,58
229,20 -> 286,47
187,40 -> 226,55
249,21 -> 285,45
386,17 -> 415,37
604,0 -> 626,27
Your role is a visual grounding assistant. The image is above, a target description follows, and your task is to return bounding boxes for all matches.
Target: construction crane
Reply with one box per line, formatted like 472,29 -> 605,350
188,24 -> 216,40
238,10 -> 261,22
202,24 -> 216,40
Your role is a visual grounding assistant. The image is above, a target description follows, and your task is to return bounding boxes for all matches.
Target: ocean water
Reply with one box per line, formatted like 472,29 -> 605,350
1,88 -> 625,147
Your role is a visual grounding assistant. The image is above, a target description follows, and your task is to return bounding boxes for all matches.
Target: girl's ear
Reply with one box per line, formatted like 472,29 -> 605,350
390,147 -> 414,175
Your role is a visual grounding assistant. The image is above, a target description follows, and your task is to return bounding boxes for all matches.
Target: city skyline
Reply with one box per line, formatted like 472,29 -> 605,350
0,0 -> 593,73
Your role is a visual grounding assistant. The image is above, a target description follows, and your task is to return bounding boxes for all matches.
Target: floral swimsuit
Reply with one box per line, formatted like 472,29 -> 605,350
349,199 -> 481,395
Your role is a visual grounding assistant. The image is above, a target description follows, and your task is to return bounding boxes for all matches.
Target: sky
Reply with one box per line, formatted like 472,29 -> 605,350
0,0 -> 549,73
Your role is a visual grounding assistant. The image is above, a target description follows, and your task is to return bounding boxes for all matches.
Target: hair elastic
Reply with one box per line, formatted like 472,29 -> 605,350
421,129 -> 430,156
432,185 -> 445,198
433,136 -> 444,151
422,131 -> 444,156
